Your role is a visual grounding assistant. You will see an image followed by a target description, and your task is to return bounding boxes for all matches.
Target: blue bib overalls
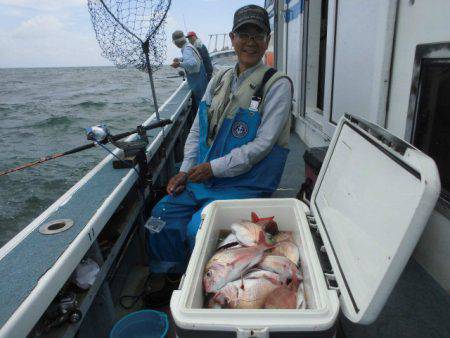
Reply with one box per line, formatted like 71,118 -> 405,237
186,59 -> 207,104
148,100 -> 289,273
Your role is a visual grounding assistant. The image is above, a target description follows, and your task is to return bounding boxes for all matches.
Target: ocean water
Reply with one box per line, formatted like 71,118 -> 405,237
0,66 -> 182,248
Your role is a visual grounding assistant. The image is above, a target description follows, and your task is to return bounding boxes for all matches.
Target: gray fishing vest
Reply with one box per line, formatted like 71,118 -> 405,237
207,63 -> 292,148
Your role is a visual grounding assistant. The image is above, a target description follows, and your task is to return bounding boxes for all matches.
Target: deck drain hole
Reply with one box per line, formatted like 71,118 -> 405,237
39,219 -> 74,235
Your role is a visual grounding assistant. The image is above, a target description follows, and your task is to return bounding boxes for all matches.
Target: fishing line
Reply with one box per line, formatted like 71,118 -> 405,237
93,139 -> 147,215
94,140 -> 140,177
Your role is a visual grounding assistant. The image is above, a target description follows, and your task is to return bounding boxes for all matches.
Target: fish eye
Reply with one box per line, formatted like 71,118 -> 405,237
206,271 -> 212,277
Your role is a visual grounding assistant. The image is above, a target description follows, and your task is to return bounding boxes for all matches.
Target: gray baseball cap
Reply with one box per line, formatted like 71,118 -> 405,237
232,5 -> 270,34
172,30 -> 186,44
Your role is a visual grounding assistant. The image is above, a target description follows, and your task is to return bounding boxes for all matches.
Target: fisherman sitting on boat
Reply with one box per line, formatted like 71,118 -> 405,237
171,30 -> 208,104
186,31 -> 214,81
146,4 -> 293,305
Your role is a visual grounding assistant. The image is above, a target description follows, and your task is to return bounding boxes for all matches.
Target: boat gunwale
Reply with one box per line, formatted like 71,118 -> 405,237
0,79 -> 188,262
0,79 -> 192,338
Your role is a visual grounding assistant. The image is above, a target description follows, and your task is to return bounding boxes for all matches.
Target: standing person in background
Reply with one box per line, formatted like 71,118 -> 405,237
186,31 -> 214,81
171,30 -> 208,104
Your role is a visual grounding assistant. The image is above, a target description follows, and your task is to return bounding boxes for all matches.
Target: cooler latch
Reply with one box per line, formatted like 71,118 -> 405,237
236,327 -> 269,338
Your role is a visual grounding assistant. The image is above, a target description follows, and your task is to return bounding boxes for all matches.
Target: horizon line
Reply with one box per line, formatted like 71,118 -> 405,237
0,63 -> 174,70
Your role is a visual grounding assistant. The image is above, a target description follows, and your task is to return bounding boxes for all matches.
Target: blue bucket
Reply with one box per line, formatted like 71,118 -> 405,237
110,310 -> 169,338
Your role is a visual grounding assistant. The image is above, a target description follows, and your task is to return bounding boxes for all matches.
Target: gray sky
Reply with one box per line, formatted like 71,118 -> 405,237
0,0 -> 263,68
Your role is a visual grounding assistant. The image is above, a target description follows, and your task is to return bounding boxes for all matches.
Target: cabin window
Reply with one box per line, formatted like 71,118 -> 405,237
412,58 -> 450,202
303,0 -> 328,117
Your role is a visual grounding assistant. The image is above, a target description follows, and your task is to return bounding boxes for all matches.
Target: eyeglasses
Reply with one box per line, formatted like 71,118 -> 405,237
234,32 -> 267,42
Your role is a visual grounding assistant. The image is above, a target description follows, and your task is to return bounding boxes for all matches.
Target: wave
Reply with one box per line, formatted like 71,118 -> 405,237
69,88 -> 123,100
34,116 -> 75,129
0,103 -> 28,111
72,100 -> 107,109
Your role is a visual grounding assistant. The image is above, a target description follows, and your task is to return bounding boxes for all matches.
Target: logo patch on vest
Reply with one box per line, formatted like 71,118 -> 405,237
232,121 -> 248,138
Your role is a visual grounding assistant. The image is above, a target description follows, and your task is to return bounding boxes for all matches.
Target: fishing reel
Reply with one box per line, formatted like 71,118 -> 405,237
86,124 -> 109,143
109,124 -> 149,165
30,291 -> 82,336
85,124 -> 149,169
86,123 -> 151,190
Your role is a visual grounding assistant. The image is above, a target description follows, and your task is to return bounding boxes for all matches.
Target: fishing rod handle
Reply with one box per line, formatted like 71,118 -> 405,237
143,118 -> 172,131
110,119 -> 172,141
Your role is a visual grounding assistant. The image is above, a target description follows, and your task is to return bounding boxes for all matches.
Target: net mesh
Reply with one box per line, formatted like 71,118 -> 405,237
87,0 -> 171,72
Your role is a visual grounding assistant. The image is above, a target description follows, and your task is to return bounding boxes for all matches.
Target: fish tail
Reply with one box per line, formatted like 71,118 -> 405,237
251,211 -> 275,223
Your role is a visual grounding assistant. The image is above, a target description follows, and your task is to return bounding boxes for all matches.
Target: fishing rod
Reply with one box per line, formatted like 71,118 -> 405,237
155,71 -> 186,80
0,119 -> 172,177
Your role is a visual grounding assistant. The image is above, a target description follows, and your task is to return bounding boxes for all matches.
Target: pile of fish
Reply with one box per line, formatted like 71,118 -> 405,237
203,212 -> 306,309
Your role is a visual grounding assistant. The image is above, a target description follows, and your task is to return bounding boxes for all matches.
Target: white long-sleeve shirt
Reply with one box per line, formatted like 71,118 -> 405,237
180,62 -> 292,177
179,43 -> 201,74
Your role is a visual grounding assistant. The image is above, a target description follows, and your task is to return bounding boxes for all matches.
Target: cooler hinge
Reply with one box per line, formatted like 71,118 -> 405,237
306,213 -> 318,231
306,212 -> 338,292
324,273 -> 340,294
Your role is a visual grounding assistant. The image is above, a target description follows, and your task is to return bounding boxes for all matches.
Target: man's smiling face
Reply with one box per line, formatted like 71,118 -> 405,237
230,24 -> 269,71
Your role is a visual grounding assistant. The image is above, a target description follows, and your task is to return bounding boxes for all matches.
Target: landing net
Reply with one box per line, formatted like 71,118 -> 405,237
88,0 -> 172,115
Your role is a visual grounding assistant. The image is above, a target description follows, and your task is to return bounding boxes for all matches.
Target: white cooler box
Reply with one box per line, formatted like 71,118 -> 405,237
170,115 -> 441,338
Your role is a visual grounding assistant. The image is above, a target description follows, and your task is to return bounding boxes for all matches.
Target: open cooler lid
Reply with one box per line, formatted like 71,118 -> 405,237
310,115 -> 440,325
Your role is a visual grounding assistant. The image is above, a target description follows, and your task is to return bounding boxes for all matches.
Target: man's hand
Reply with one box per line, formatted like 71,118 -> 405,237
188,163 -> 213,183
171,59 -> 181,68
167,172 -> 188,195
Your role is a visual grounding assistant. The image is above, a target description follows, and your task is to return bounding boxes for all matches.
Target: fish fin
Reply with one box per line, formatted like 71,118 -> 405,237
212,293 -> 226,306
251,212 -> 259,223
251,211 -> 275,223
258,231 -> 274,249
218,241 -> 240,250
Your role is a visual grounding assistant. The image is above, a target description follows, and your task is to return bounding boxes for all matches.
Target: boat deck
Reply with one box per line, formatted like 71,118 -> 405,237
2,48 -> 448,336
